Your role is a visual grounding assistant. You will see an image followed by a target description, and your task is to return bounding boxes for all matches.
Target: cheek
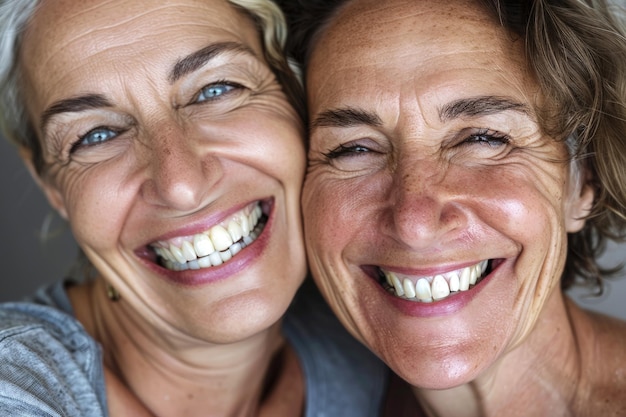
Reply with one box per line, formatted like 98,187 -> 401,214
216,113 -> 306,188
461,163 -> 567,242
302,172 -> 378,257
302,170 -> 357,301
302,173 -> 339,257
302,171 -> 381,341
57,166 -> 133,251
462,166 -> 570,306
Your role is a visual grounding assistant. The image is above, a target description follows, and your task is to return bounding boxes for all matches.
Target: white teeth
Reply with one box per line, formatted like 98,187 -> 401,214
219,250 -> 232,263
391,274 -> 404,297
230,242 -> 242,256
151,202 -> 265,271
431,275 -> 450,300
210,225 -> 232,252
181,241 -> 197,261
209,251 -> 223,266
197,256 -> 212,268
169,244 -> 187,264
193,233 -> 214,257
227,220 -> 243,243
449,273 -> 460,292
252,205 -> 262,224
470,265 -> 478,285
240,216 -> 250,236
415,278 -> 432,302
403,279 -> 416,298
459,267 -> 470,291
383,260 -> 489,303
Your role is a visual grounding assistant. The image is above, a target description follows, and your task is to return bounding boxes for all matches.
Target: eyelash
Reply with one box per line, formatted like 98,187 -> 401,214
192,79 -> 243,104
70,126 -> 122,154
462,128 -> 510,147
323,143 -> 373,159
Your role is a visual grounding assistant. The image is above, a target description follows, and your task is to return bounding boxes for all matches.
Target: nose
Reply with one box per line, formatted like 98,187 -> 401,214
139,124 -> 222,212
385,157 -> 465,249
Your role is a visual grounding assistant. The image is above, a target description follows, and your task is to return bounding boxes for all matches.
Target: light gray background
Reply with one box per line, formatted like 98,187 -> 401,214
1,135 -> 625,319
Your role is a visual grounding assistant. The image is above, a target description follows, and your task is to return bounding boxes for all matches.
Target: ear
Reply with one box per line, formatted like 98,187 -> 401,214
18,146 -> 68,220
565,178 -> 594,233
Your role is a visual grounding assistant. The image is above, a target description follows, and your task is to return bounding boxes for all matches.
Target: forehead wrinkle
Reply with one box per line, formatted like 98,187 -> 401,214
29,1 -> 236,63
23,4 -> 168,81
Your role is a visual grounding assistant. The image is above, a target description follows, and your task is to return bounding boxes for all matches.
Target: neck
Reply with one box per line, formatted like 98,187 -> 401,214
411,291 -> 583,417
68,279 -> 303,417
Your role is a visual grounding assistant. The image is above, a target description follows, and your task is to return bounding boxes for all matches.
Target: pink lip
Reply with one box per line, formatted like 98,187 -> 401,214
367,259 -> 503,318
136,198 -> 274,286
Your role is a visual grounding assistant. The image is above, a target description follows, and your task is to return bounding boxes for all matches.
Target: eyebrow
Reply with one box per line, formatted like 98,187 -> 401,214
41,93 -> 112,130
168,41 -> 256,83
311,96 -> 529,132
438,96 -> 530,122
311,107 -> 383,129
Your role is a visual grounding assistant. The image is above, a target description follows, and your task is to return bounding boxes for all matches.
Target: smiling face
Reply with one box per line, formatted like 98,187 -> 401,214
19,0 -> 306,343
303,0 -> 593,388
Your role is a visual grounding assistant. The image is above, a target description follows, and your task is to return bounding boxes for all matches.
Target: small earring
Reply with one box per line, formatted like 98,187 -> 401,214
106,283 -> 121,301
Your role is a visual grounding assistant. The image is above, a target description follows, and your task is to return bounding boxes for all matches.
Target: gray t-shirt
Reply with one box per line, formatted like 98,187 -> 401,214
0,279 -> 388,416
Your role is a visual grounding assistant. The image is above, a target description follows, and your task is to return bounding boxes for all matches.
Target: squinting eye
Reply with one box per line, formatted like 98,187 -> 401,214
463,129 -> 510,147
71,127 -> 118,153
323,144 -> 372,159
195,82 -> 239,103
320,141 -> 387,173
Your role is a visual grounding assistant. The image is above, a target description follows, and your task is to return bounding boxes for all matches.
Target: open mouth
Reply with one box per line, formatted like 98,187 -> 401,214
149,201 -> 266,271
378,259 -> 494,303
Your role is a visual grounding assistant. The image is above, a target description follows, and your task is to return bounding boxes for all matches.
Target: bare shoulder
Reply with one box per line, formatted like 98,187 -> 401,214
566,299 -> 626,416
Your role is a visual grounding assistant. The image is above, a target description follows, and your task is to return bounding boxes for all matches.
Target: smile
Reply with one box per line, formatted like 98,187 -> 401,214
380,260 -> 490,302
150,202 -> 265,271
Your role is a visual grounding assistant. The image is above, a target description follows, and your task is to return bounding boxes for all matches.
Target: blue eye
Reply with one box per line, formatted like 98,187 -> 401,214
195,82 -> 238,103
73,127 -> 118,152
69,127 -> 119,154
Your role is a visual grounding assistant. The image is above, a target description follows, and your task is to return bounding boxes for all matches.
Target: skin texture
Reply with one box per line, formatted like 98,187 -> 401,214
303,0 -> 626,415
18,0 -> 306,415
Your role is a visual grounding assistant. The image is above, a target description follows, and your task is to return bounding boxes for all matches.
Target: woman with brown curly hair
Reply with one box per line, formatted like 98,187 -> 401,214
282,0 -> 626,415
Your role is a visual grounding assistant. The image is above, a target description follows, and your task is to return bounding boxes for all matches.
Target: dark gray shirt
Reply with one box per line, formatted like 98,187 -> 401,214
0,279 -> 388,416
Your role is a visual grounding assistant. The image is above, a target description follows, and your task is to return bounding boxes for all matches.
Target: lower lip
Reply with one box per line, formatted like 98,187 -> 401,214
141,208 -> 273,287
373,262 -> 501,318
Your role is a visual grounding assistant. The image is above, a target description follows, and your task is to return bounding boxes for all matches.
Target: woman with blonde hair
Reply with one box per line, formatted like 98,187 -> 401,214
0,0 -> 387,415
